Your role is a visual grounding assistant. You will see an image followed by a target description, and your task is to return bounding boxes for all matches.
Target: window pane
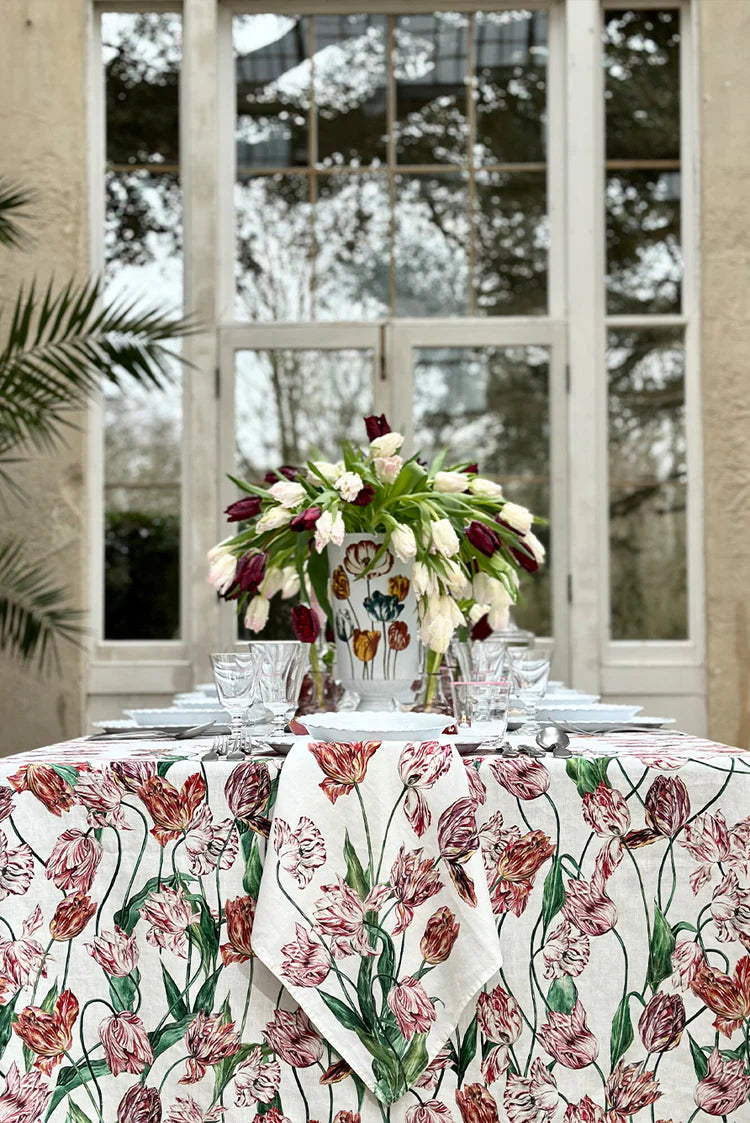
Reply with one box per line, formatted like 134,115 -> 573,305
604,9 -> 680,161
395,173 -> 469,316
604,9 -> 681,314
474,170 -> 547,315
606,170 -> 681,314
235,15 -> 309,170
413,346 -> 551,634
236,174 -> 312,320
235,349 -> 375,481
315,174 -> 390,319
103,12 -> 182,641
474,10 -> 547,165
315,15 -> 387,168
608,328 -> 687,640
394,13 -> 469,165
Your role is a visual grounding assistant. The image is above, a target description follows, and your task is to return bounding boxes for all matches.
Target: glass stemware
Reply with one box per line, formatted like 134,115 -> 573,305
210,652 -> 259,747
506,647 -> 550,736
248,641 -> 307,735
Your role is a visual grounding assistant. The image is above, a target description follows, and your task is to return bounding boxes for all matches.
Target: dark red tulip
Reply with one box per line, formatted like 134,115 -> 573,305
364,414 -> 391,441
228,552 -> 266,598
466,521 -> 501,557
510,543 -> 540,574
264,465 -> 298,483
290,506 -> 322,531
471,613 -> 493,641
292,605 -> 320,644
465,463 -> 479,474
351,484 -> 375,507
225,496 -> 261,522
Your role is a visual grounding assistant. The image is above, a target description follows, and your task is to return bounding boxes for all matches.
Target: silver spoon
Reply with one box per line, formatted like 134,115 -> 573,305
536,725 -> 572,758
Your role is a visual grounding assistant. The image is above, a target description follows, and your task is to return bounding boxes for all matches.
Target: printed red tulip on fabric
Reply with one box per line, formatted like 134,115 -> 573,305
13,989 -> 79,1074
308,740 -> 381,803
138,772 -> 206,846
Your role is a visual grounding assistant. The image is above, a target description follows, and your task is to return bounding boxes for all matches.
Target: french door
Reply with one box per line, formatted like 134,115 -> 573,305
218,317 -> 569,682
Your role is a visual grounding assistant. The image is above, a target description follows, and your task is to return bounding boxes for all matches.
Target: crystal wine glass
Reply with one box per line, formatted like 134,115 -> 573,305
249,641 -> 307,735
210,652 -> 259,748
506,647 -> 550,736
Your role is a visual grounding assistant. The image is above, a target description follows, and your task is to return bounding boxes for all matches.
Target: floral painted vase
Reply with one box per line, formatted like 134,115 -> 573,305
327,533 -> 420,706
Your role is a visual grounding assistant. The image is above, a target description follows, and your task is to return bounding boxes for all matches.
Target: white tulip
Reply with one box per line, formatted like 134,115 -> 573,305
281,566 -> 300,599
268,480 -> 307,509
433,471 -> 468,493
418,595 -> 464,653
391,523 -> 417,562
335,471 -> 364,503
522,530 -> 546,565
308,460 -> 344,485
442,558 -> 470,596
256,506 -> 293,533
469,477 -> 503,498
314,509 -> 345,553
261,566 -> 285,598
498,502 -> 534,536
430,518 -> 460,558
206,541 -> 237,594
413,560 -> 438,598
469,602 -> 490,624
244,594 -> 270,633
473,572 -> 513,615
488,602 -> 510,632
370,432 -> 404,457
373,455 -> 403,484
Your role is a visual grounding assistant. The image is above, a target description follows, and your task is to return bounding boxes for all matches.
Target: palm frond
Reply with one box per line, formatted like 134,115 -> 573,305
0,539 -> 84,672
0,179 -> 34,249
0,277 -> 197,457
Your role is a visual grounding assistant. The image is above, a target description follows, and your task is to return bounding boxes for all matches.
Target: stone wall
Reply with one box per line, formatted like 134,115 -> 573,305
0,0 -> 89,754
700,0 -> 750,746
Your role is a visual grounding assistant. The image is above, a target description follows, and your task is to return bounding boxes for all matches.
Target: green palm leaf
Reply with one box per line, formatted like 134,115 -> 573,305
0,540 -> 84,670
0,277 -> 196,459
0,179 -> 33,249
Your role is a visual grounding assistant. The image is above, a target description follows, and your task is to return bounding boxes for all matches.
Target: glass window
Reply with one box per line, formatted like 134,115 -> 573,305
102,13 -> 182,640
235,349 -> 375,483
608,328 -> 687,640
413,345 -> 551,635
233,10 -> 549,320
604,9 -> 681,314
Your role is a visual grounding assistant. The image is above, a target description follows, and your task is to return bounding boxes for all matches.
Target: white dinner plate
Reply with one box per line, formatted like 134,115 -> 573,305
537,703 -> 643,723
301,710 -> 450,742
125,706 -> 226,727
554,716 -> 675,733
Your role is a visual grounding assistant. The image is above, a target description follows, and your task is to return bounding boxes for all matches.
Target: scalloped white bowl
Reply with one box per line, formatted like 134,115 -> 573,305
537,703 -> 643,723
301,710 -> 449,742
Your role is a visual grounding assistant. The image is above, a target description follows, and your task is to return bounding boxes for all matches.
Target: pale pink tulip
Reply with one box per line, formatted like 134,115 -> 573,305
0,906 -> 48,989
85,926 -> 139,978
0,830 -> 33,901
390,845 -> 443,934
476,985 -> 522,1083
273,816 -> 326,888
99,1012 -> 153,1076
76,769 -> 130,830
0,1063 -> 51,1123
314,877 -> 389,959
711,870 -> 750,943
181,1011 -> 240,1084
398,741 -> 453,837
538,999 -> 598,1069
45,829 -> 102,894
503,1059 -> 558,1123
581,783 -> 630,837
542,920 -> 590,980
141,884 -> 199,959
184,804 -> 238,876
387,977 -> 436,1039
490,757 -> 550,800
234,1045 -> 281,1107
562,872 -> 617,936
263,1007 -> 324,1067
694,1047 -> 750,1115
280,924 -> 330,987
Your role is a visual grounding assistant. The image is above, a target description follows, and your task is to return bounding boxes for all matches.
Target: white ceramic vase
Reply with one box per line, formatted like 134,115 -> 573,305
327,532 -> 420,708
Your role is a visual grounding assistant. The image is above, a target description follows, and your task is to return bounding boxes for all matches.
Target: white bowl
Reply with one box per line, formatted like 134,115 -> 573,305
537,703 -> 643,723
302,710 -> 450,742
174,694 -> 220,706
125,707 -> 225,727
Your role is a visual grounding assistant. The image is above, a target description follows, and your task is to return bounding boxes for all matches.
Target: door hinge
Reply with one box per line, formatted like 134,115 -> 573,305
214,366 -> 221,398
567,574 -> 573,604
379,322 -> 388,382
565,363 -> 571,394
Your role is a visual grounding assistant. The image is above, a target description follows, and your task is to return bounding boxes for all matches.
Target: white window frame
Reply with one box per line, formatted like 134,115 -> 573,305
86,0 -> 705,729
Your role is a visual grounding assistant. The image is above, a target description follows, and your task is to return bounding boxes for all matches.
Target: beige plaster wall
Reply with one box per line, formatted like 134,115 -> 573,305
0,0 -> 89,754
700,0 -> 750,747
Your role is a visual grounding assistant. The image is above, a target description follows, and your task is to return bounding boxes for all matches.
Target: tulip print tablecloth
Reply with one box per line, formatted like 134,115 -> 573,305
1,733 -> 750,1123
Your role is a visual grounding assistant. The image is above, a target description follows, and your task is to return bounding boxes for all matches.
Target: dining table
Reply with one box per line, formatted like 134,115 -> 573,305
0,727 -> 748,1123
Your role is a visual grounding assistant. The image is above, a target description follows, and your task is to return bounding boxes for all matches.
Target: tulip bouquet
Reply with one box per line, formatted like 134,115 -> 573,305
209,414 -> 544,672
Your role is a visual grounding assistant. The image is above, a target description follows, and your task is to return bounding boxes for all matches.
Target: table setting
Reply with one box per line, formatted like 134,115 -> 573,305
3,413 -> 742,1123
